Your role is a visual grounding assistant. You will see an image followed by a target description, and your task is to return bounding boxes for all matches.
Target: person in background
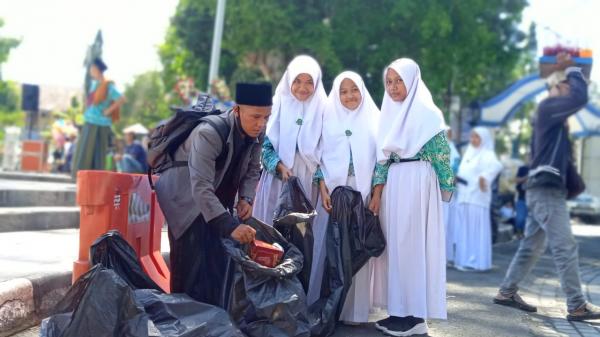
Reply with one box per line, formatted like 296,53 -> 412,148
494,54 -> 600,321
71,58 -> 126,177
454,127 -> 503,272
514,164 -> 529,239
115,131 -> 148,174
499,200 -> 516,229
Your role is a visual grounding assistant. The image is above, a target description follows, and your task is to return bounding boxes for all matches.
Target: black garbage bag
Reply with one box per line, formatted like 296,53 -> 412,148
222,217 -> 310,337
41,266 -> 245,337
40,265 -> 149,337
273,176 -> 316,292
90,230 -> 162,291
134,289 -> 245,337
363,209 -> 386,258
308,186 -> 386,337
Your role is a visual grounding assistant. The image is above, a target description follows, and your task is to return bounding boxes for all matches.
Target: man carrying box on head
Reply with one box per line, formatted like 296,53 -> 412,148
155,83 -> 272,306
494,53 -> 600,321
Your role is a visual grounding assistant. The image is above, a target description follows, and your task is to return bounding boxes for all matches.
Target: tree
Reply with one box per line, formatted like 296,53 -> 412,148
160,0 -> 530,111
117,71 -> 171,134
160,0 -> 340,95
0,18 -> 19,69
0,18 -> 22,142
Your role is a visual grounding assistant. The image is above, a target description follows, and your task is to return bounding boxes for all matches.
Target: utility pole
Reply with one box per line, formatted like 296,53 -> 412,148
207,0 -> 227,93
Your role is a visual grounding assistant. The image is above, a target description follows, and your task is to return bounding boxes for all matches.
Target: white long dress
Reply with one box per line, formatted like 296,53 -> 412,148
372,161 -> 447,319
454,203 -> 492,270
454,127 -> 502,271
253,152 -> 319,225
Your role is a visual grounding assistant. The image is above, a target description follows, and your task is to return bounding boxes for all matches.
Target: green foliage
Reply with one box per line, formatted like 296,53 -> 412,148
116,71 -> 171,134
0,18 -> 20,66
160,0 -> 529,109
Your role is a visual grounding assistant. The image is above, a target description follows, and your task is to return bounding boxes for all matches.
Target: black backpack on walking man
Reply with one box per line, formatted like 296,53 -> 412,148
146,94 -> 230,188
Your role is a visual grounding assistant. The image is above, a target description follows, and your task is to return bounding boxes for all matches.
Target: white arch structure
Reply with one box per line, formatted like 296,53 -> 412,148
477,74 -> 600,137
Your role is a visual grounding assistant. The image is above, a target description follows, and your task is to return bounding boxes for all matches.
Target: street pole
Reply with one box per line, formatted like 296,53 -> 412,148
208,0 -> 226,93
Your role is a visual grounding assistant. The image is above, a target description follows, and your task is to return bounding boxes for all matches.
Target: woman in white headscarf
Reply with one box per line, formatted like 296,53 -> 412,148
454,127 -> 503,272
371,58 -> 454,336
253,55 -> 327,223
307,71 -> 380,323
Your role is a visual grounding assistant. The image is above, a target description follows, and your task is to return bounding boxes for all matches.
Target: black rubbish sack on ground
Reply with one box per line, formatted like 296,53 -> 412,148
273,176 -> 316,292
42,232 -> 245,337
40,265 -> 149,337
134,289 -> 245,337
221,217 -> 310,337
307,186 -> 386,337
90,230 -> 162,291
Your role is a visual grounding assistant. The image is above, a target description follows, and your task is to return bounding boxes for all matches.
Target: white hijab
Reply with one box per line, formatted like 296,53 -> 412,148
457,127 -> 503,205
377,58 -> 446,162
320,71 -> 380,201
266,55 -> 327,172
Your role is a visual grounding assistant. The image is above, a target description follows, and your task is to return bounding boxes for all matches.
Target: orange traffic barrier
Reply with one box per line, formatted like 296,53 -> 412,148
73,170 -> 170,292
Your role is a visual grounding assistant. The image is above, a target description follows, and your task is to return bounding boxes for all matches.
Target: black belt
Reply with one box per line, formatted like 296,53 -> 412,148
393,158 -> 421,163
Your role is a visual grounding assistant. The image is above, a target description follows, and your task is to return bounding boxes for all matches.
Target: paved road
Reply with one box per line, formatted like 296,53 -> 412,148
9,223 -> 600,337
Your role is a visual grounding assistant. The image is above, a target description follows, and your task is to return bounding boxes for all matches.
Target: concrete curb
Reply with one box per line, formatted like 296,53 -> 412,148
0,252 -> 171,336
0,272 -> 71,337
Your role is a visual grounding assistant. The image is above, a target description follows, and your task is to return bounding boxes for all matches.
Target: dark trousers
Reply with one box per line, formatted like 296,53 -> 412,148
168,214 -> 230,306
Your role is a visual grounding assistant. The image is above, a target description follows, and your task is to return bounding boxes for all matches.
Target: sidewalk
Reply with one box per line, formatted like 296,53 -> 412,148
7,223 -> 600,337
0,228 -> 170,282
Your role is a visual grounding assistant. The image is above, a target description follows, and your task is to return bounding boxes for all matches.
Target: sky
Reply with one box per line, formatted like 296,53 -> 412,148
0,0 -> 599,91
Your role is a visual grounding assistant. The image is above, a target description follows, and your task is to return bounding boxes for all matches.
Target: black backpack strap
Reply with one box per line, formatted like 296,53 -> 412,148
202,115 -> 231,170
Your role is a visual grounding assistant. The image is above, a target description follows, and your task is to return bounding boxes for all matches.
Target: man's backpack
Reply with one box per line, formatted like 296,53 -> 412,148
147,94 -> 230,188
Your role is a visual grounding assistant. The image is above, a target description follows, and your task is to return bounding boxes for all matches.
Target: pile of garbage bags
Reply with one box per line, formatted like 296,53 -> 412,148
41,231 -> 244,337
41,182 -> 386,337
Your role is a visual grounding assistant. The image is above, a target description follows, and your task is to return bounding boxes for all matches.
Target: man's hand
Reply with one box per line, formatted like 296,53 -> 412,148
479,176 -> 488,192
277,162 -> 293,181
236,199 -> 252,221
230,224 -> 256,244
556,52 -> 575,71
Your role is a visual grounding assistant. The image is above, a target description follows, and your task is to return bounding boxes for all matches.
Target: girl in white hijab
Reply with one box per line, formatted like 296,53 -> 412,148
252,55 -> 327,223
454,127 -> 503,271
307,71 -> 380,323
371,58 -> 454,336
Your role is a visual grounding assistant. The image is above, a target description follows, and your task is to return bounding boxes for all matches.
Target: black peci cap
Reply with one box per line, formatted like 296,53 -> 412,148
93,58 -> 108,72
235,82 -> 272,107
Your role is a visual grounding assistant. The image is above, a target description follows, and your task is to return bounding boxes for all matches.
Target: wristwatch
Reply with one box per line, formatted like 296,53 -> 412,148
240,196 -> 254,205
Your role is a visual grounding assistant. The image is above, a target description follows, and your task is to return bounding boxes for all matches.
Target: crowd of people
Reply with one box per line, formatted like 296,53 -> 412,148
67,52 -> 600,335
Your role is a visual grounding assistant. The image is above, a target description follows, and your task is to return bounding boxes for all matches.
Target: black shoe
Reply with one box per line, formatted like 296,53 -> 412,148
380,316 -> 428,336
567,302 -> 600,321
375,316 -> 393,332
493,292 -> 537,313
